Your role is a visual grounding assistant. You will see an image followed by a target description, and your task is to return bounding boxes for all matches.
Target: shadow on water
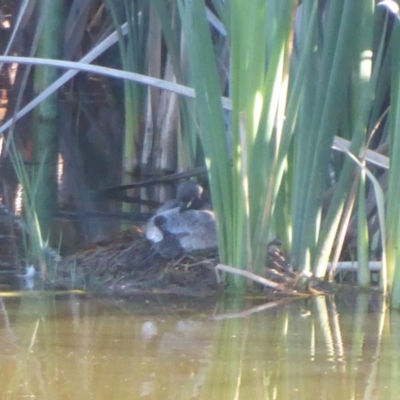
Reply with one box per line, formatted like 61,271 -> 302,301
0,290 -> 398,399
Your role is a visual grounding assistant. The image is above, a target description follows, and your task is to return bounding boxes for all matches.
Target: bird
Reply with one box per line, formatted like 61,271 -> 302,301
156,199 -> 181,214
146,208 -> 218,254
152,215 -> 184,259
146,180 -> 217,258
156,180 -> 211,214
176,180 -> 205,211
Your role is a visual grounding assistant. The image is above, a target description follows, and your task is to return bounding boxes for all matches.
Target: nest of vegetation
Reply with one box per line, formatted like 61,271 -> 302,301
49,227 -> 333,297
50,228 -> 219,297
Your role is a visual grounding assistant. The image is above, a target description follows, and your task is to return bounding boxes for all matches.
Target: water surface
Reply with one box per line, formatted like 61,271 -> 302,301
0,291 -> 398,399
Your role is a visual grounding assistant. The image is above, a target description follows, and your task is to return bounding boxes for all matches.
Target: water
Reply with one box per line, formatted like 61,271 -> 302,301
0,291 -> 398,399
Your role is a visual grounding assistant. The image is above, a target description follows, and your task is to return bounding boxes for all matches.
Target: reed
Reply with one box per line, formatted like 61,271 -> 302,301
4,0 -> 400,303
177,0 -> 399,296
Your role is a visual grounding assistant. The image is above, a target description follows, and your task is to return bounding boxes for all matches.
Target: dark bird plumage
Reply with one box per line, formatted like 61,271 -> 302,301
156,180 -> 212,214
176,181 -> 204,211
146,207 -> 218,253
146,181 -> 217,257
153,215 -> 184,259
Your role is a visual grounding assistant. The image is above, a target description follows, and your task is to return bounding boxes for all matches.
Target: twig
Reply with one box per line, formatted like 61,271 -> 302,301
216,263 -> 295,292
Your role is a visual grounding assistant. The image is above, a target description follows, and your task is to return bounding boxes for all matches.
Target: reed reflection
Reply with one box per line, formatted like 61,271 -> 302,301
0,293 -> 398,399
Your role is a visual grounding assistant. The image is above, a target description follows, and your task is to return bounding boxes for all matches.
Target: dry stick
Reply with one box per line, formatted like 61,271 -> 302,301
329,172 -> 359,281
0,21 -> 132,135
99,166 -> 207,193
0,54 -> 391,172
215,263 -> 308,295
0,56 -> 391,172
216,263 -> 278,288
332,136 -> 388,170
330,108 -> 390,279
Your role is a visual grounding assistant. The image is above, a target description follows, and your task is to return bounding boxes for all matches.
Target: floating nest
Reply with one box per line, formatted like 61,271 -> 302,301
48,228 -> 333,297
0,197 -> 332,297
50,228 -> 219,297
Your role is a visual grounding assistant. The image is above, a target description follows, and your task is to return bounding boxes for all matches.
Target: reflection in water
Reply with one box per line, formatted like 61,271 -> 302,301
0,292 -> 399,399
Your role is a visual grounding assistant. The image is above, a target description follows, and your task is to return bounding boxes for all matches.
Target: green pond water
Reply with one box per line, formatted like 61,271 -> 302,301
0,288 -> 398,400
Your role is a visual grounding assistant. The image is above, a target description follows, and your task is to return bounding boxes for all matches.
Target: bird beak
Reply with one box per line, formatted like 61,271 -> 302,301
179,198 -> 193,212
186,198 -> 194,208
